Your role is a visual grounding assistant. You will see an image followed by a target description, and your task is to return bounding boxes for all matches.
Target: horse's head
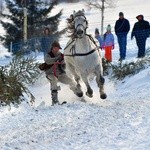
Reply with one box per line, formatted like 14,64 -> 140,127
73,9 -> 88,38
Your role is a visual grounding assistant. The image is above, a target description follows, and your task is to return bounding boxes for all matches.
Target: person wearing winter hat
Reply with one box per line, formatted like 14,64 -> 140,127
131,14 -> 150,58
114,12 -> 130,61
102,24 -> 114,62
95,28 -> 103,49
39,41 -> 83,105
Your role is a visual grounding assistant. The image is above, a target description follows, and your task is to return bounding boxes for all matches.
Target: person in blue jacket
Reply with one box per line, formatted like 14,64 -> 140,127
115,12 -> 130,61
41,27 -> 54,59
95,28 -> 103,49
131,15 -> 150,58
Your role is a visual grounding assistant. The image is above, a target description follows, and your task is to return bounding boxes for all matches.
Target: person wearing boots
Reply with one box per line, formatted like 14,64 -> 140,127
131,14 -> 150,58
114,12 -> 130,61
102,24 -> 114,62
43,41 -> 82,105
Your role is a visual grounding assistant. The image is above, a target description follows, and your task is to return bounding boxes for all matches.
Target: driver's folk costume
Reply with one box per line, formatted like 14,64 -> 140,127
39,41 -> 79,105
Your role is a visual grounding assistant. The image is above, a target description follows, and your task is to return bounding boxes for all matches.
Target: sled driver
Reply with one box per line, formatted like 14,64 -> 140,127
40,41 -> 79,105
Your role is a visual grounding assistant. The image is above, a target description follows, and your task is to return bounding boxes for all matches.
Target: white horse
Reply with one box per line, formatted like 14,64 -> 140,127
64,9 -> 107,99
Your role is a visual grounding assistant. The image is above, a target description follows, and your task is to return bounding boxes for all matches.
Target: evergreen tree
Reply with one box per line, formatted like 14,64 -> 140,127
0,0 -> 62,51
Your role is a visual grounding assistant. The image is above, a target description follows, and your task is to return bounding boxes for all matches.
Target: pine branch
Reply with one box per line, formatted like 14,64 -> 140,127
111,56 -> 150,80
0,54 -> 41,107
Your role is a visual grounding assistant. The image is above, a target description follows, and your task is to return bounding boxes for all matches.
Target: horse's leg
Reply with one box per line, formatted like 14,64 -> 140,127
66,62 -> 83,97
95,69 -> 107,99
74,76 -> 83,97
81,74 -> 93,98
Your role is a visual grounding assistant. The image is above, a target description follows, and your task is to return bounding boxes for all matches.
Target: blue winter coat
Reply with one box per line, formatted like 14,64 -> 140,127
103,32 -> 114,47
95,35 -> 103,47
41,35 -> 54,53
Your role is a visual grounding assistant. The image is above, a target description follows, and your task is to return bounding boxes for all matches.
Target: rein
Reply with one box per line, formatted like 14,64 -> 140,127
52,61 -> 65,78
64,48 -> 96,57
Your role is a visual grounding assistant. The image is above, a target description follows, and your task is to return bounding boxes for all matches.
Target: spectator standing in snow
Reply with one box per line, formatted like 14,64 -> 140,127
95,28 -> 103,49
131,14 -> 150,58
41,27 -> 54,59
114,12 -> 130,61
39,41 -> 79,105
103,24 -> 114,62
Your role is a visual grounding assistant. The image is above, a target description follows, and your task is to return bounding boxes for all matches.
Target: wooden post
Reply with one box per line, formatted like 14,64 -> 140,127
23,7 -> 27,41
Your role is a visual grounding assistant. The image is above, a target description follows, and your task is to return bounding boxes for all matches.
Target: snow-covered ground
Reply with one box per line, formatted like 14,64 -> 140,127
0,1 -> 150,150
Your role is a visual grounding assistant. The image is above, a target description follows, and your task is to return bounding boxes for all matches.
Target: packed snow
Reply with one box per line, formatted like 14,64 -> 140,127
0,1 -> 150,150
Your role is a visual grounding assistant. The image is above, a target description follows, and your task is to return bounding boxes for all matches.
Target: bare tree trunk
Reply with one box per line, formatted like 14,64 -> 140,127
101,0 -> 105,35
86,0 -> 116,35
0,1 -> 4,14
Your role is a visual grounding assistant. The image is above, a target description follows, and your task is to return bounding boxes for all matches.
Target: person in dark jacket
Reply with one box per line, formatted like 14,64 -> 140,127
131,15 -> 150,58
115,12 -> 130,61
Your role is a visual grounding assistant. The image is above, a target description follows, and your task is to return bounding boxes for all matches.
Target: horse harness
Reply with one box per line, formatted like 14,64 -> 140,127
64,34 -> 100,57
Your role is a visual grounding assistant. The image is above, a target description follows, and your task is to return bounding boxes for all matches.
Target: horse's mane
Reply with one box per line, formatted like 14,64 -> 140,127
74,10 -> 85,18
66,14 -> 75,38
66,10 -> 87,38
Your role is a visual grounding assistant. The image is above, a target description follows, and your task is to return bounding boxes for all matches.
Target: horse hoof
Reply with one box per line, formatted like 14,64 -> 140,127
100,93 -> 107,99
76,92 -> 83,97
86,92 -> 93,98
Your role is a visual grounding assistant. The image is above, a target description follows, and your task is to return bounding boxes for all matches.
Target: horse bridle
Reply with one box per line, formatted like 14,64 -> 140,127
74,15 -> 88,38
64,14 -> 99,57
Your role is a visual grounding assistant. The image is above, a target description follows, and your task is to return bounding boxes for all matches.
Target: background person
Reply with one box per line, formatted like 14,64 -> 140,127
41,27 -> 54,58
102,24 -> 114,62
114,12 -> 130,61
95,28 -> 103,49
131,14 -> 150,58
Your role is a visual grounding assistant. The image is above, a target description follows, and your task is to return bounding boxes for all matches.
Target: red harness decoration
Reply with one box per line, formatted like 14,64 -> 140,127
48,51 -> 64,78
52,61 -> 64,78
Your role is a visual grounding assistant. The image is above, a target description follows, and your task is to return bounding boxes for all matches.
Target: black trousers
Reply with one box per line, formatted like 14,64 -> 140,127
136,37 -> 147,57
